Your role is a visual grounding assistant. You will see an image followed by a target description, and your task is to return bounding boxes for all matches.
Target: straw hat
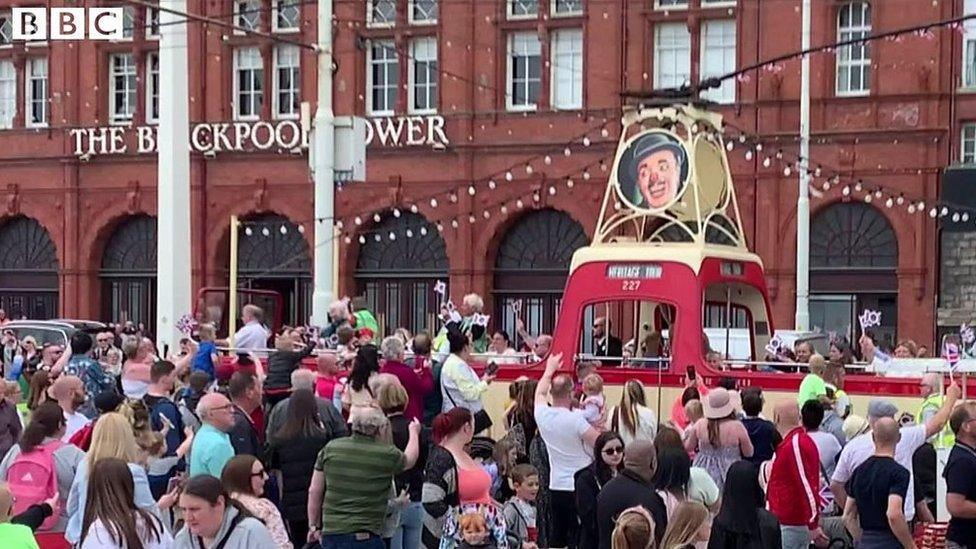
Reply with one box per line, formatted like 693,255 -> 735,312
843,414 -> 870,441
704,388 -> 736,419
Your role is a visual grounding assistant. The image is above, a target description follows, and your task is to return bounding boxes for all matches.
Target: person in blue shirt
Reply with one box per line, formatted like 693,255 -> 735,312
63,332 -> 116,419
189,393 -> 236,477
192,324 -> 219,381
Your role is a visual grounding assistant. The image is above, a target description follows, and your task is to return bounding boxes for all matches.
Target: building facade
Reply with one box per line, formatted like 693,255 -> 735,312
0,0 -> 970,350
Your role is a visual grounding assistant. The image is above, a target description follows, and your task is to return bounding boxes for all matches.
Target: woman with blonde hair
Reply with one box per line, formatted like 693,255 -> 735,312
659,501 -> 710,548
611,506 -> 657,549
64,412 -> 164,545
609,379 -> 658,446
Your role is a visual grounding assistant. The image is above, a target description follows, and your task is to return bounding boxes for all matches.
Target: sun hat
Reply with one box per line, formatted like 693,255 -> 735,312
704,387 -> 736,419
843,414 -> 870,440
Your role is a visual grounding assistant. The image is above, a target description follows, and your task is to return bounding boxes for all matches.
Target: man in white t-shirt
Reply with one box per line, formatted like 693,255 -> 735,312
534,353 -> 600,549
51,375 -> 91,442
830,381 -> 960,521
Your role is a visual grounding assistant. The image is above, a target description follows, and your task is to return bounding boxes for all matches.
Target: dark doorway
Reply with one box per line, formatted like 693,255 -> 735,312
101,215 -> 157,331
0,216 -> 59,319
238,214 -> 311,327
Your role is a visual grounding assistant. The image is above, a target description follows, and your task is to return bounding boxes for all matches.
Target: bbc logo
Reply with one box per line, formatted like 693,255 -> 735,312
12,8 -> 126,41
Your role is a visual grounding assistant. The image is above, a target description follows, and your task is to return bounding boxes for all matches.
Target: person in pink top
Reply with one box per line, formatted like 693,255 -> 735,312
379,336 -> 433,422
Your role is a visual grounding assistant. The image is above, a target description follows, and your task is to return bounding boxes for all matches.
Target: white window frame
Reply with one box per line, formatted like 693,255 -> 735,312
367,39 -> 398,116
508,0 -> 539,20
146,52 -> 159,124
408,37 -> 437,114
654,22 -> 691,90
551,28 -> 583,110
551,0 -> 583,17
272,0 -> 301,33
836,2 -> 871,97
367,0 -> 397,28
408,0 -> 438,25
0,11 -> 12,48
963,124 -> 976,164
25,57 -> 47,128
145,6 -> 160,40
109,53 -> 137,124
233,46 -> 264,121
273,44 -> 301,119
234,0 -> 262,35
507,32 -> 541,112
654,0 -> 689,10
701,0 -> 737,7
0,60 -> 15,129
699,19 -> 736,104
963,0 -> 976,88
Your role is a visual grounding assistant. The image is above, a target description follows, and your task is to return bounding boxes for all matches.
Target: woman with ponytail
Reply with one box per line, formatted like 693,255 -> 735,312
608,380 -> 658,447
611,506 -> 657,549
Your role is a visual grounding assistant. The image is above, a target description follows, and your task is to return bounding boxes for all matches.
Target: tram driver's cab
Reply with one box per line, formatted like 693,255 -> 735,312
547,103 -> 778,376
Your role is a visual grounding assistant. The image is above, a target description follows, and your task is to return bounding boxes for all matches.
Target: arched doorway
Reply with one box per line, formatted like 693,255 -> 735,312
101,215 -> 157,331
238,214 -> 311,326
810,202 -> 898,347
493,209 -> 588,343
355,212 -> 447,336
0,216 -> 59,319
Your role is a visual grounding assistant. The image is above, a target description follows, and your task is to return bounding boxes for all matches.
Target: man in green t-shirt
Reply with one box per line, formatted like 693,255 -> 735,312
307,408 -> 421,547
798,353 -> 828,405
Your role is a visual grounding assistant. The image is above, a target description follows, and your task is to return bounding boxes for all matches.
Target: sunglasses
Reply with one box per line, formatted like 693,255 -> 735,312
251,469 -> 268,478
602,446 -> 624,455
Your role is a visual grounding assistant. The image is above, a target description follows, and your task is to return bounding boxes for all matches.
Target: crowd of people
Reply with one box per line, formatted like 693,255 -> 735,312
0,298 -> 972,549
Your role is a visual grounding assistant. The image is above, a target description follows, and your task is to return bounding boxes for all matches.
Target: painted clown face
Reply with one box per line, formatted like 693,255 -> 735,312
636,148 -> 681,209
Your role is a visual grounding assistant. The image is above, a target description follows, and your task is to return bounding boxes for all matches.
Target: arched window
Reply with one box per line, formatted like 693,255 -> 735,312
101,215 -> 157,330
0,216 -> 59,319
238,214 -> 311,326
836,2 -> 871,95
356,212 -> 447,336
809,202 -> 898,347
493,209 -> 588,340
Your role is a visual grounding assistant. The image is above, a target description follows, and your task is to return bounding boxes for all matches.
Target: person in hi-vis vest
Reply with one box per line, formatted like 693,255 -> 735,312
917,373 -> 955,449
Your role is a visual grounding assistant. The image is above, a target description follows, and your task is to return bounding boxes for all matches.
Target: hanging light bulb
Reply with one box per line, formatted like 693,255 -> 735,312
775,149 -> 783,160
451,219 -> 459,228
930,208 -> 938,217
738,134 -> 747,143
388,232 -> 396,241
405,229 -> 413,238
814,166 -> 822,177
436,223 -> 444,232
583,170 -> 591,180
280,225 -> 288,235
373,213 -> 381,223
564,147 -> 572,157
600,161 -> 608,172
505,171 -> 514,181
784,166 -> 792,176
501,205 -> 508,215
864,194 -> 873,203
516,199 -> 524,209
601,128 -> 610,138
526,164 -> 534,175
874,189 -> 883,199
726,141 -> 734,152
245,226 -> 253,236
468,186 -> 476,196
533,193 -> 541,202
393,208 -> 401,218
918,200 -> 925,210
468,214 -> 476,223
582,137 -> 591,147
762,157 -> 771,168
952,212 -> 961,222
483,210 -> 491,219
261,227 -> 270,237
298,224 -> 306,234
544,155 -> 552,165
907,204 -> 916,214
430,198 -> 438,208
549,186 -> 556,196
359,235 -> 366,244
896,195 -> 904,205
842,186 -> 851,196
885,198 -> 894,208
755,143 -> 764,152
821,182 -> 831,191
488,180 -> 497,189
354,216 -> 362,226
964,213 -> 971,222
420,226 -> 428,236
745,150 -> 754,161
566,178 -> 575,188
374,234 -> 382,242
854,181 -> 863,192
410,204 -> 419,213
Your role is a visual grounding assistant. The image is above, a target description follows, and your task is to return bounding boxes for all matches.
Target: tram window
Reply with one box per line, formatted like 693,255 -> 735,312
703,282 -> 769,362
578,300 -> 675,369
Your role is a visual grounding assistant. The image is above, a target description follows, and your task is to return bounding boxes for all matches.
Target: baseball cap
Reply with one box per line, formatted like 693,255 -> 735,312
867,399 -> 899,419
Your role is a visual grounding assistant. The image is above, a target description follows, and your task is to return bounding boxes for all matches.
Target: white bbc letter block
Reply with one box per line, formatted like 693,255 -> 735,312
12,8 -> 47,41
89,7 -> 124,40
51,8 -> 85,39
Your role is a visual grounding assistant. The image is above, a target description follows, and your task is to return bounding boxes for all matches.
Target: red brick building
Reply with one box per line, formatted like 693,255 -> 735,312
0,0 -> 969,350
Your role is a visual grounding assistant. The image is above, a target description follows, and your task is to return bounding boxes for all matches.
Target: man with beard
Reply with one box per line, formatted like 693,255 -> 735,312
51,375 -> 90,442
624,133 -> 686,210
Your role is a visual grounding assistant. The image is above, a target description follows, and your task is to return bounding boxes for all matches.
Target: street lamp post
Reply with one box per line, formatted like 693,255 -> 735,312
155,0 -> 193,354
796,0 -> 812,331
310,0 -> 336,327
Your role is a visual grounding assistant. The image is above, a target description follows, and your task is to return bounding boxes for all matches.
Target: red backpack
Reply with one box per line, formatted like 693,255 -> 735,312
7,440 -> 63,531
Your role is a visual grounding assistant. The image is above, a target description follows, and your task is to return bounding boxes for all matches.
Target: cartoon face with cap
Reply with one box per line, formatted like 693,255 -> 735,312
621,132 -> 687,210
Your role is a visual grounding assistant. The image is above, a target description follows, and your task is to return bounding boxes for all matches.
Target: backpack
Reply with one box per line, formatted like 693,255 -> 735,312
7,440 -> 63,531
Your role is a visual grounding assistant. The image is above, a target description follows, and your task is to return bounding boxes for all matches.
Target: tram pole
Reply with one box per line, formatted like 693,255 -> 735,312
228,215 -> 239,347
155,0 -> 193,355
310,0 -> 336,327
795,0 -> 812,331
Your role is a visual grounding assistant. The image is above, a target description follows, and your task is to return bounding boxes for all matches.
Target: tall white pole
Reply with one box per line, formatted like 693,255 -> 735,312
155,0 -> 193,354
310,0 -> 336,327
795,0 -> 811,331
